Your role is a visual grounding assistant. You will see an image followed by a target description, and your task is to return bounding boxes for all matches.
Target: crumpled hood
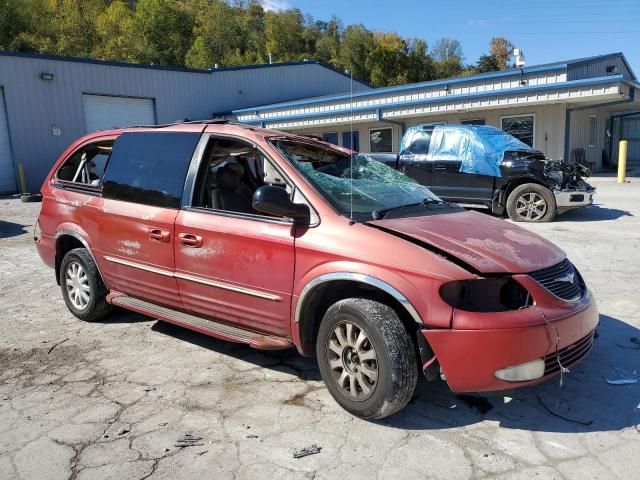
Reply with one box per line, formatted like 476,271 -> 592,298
369,210 -> 565,274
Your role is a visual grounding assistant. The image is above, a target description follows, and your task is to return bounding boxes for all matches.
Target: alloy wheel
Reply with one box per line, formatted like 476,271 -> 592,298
326,321 -> 378,401
65,261 -> 90,310
515,192 -> 547,221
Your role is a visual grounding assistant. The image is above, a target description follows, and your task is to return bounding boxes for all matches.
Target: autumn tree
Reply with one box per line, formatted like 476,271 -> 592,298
338,24 -> 374,82
490,37 -> 514,70
432,38 -> 464,78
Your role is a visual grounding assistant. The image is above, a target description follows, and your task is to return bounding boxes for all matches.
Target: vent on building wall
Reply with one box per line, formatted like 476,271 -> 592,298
606,65 -> 619,75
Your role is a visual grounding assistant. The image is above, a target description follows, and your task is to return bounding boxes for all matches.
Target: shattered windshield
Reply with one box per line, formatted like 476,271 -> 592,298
271,138 -> 440,217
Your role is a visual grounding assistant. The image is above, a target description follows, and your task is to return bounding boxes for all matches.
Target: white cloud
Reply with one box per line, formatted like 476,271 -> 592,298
260,0 -> 290,12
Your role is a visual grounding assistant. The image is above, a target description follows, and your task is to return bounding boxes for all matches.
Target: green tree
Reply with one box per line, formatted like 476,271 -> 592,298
406,38 -> 435,83
185,0 -> 244,68
432,38 -> 464,78
242,2 -> 267,63
134,0 -> 193,66
314,16 -> 341,64
264,8 -> 305,62
93,0 -> 146,63
338,24 -> 373,82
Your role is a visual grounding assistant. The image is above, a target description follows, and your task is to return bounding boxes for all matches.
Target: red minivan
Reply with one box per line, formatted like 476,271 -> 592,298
35,121 -> 598,419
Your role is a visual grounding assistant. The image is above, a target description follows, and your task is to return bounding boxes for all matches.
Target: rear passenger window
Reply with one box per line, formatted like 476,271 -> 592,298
56,141 -> 113,187
103,132 -> 200,209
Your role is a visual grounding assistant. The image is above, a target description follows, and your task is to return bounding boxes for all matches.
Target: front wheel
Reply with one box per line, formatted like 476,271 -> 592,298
506,183 -> 556,222
316,298 -> 418,419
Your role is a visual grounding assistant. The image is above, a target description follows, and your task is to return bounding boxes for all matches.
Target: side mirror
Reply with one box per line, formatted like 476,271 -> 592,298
252,185 -> 310,225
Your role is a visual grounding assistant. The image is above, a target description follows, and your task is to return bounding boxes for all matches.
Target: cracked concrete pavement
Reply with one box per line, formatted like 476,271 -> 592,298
1,176 -> 639,480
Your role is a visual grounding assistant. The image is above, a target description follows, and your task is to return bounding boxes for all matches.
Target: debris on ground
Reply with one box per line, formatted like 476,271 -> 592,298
293,444 -> 322,458
606,378 -> 638,385
246,434 -> 259,439
457,395 -> 494,414
143,386 -> 157,392
536,394 -> 593,426
175,434 -> 205,448
47,338 -> 68,354
117,426 -> 130,435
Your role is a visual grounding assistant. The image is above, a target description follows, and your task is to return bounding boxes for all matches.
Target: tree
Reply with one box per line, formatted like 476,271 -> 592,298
474,54 -> 500,73
93,0 -> 146,63
264,8 -> 305,62
490,37 -> 514,70
338,24 -> 374,82
406,38 -> 435,83
134,0 -> 193,66
185,0 -> 244,68
314,16 -> 342,64
366,32 -> 408,86
432,38 -> 464,78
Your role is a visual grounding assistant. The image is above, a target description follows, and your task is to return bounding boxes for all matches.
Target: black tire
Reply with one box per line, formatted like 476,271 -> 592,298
60,248 -> 112,322
316,298 -> 418,419
20,193 -> 42,203
506,183 -> 556,222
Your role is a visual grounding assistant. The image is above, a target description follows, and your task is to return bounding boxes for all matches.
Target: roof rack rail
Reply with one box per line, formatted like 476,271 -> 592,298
126,118 -> 234,129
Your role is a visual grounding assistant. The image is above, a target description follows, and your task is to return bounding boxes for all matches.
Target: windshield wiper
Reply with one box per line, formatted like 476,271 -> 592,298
371,198 -> 443,220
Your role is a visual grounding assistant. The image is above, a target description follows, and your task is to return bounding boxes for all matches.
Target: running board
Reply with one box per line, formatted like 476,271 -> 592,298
108,294 -> 293,350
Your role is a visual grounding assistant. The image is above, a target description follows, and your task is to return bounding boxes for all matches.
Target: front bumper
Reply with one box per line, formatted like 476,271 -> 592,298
554,189 -> 595,209
423,288 -> 599,393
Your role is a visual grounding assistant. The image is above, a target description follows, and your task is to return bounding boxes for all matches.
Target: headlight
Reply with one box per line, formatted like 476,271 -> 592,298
495,358 -> 545,382
440,278 -> 531,312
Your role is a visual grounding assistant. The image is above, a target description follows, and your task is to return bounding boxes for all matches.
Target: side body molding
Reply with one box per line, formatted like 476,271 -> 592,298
55,229 -> 108,288
294,272 -> 423,325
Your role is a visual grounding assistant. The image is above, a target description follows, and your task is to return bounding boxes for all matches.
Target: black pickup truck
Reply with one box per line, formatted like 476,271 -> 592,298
369,124 -> 594,222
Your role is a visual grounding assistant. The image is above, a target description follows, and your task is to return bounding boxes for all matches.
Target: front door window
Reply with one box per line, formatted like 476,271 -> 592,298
501,115 -> 534,147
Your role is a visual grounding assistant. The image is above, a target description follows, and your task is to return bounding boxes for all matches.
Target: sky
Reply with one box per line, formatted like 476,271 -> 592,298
267,0 -> 640,74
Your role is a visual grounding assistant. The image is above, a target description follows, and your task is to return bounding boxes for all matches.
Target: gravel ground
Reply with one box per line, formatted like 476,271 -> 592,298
1,176 -> 639,480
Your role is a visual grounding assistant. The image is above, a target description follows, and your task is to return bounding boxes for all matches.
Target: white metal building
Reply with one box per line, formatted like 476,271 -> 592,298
234,53 -> 640,170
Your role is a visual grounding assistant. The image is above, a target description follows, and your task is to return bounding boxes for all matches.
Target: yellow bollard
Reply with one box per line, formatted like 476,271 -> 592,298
17,163 -> 28,194
617,140 -> 628,184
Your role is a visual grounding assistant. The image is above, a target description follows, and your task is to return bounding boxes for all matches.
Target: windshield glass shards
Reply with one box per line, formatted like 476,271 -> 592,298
271,138 -> 442,219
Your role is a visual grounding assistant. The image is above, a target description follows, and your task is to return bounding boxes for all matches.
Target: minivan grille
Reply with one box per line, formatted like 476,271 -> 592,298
529,259 -> 582,301
544,331 -> 594,376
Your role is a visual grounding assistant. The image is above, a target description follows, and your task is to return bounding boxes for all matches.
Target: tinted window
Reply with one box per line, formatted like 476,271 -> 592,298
342,131 -> 360,151
501,115 -> 534,148
103,132 -> 200,208
322,132 -> 338,145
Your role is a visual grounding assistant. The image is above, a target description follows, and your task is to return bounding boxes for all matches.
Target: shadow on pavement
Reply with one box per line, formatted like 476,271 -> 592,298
383,314 -> 639,434
113,310 -> 638,434
0,220 -> 29,239
556,204 -> 633,222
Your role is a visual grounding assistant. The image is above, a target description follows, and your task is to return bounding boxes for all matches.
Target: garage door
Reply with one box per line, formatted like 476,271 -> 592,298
0,88 -> 16,194
83,94 -> 155,133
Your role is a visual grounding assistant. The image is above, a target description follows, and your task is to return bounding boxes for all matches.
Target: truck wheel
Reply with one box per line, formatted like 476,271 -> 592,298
506,183 -> 556,222
60,248 -> 112,322
316,298 -> 418,419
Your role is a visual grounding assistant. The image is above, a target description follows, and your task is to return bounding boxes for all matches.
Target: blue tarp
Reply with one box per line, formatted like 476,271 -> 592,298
400,125 -> 534,177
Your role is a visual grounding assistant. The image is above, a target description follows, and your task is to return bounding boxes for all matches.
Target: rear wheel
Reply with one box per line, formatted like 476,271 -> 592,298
316,298 -> 417,419
60,248 -> 112,322
506,183 -> 556,222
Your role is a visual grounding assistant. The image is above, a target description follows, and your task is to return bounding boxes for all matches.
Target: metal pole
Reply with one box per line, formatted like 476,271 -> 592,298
617,140 -> 628,184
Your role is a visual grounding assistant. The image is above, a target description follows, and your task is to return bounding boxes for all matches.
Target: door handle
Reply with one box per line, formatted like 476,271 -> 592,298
433,166 -> 447,172
178,233 -> 203,248
149,228 -> 170,243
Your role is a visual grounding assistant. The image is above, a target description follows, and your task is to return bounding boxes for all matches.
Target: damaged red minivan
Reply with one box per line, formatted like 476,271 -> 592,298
35,121 -> 598,419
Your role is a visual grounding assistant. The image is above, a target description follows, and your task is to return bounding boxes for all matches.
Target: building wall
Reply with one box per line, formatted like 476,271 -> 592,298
568,56 -> 635,81
0,54 -> 369,192
296,103 -> 567,160
567,108 -> 610,169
